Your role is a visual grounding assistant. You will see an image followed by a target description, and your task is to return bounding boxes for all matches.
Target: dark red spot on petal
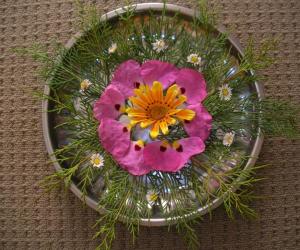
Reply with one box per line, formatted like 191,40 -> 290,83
114,104 -> 121,111
160,146 -> 167,152
134,82 -> 140,88
184,119 -> 190,124
176,145 -> 183,152
134,144 -> 141,151
122,127 -> 128,133
180,87 -> 186,94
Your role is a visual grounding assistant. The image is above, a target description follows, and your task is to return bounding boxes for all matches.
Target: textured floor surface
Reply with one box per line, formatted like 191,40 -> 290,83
0,0 -> 300,249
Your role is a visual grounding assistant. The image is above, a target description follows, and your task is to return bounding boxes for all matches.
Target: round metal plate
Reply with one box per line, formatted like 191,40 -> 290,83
42,3 -> 264,226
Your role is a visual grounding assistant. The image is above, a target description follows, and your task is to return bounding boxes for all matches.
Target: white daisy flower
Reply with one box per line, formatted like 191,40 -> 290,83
152,39 -> 168,52
146,190 -> 158,207
218,84 -> 232,101
90,153 -> 104,168
108,43 -> 117,54
80,79 -> 92,93
187,53 -> 202,65
223,132 -> 235,147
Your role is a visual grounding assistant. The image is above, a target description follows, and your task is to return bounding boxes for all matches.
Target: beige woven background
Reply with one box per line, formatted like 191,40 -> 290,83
1,0 -> 300,249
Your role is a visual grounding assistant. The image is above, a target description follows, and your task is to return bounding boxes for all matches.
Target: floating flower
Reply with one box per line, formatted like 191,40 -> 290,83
146,190 -> 158,207
187,53 -> 202,65
218,84 -> 232,101
152,39 -> 168,52
94,60 -> 212,175
90,153 -> 104,168
223,132 -> 235,146
108,43 -> 117,54
80,79 -> 92,93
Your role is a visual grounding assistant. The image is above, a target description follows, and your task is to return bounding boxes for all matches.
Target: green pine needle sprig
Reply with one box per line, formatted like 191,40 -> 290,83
14,1 -> 300,250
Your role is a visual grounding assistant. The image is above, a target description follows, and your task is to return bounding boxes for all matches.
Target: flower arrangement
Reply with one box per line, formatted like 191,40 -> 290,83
94,59 -> 211,175
16,1 -> 299,250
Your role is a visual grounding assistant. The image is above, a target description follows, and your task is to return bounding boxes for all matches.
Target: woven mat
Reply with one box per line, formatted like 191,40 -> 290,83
1,0 -> 299,249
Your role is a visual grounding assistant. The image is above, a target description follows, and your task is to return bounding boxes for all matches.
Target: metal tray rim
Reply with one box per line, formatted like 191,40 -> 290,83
42,3 -> 264,227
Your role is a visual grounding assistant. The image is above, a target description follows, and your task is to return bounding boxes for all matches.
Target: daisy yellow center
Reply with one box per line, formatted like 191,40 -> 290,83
93,157 -> 101,165
222,88 -> 229,96
156,40 -> 165,48
81,80 -> 90,90
191,56 -> 199,63
149,193 -> 158,202
126,81 -> 195,138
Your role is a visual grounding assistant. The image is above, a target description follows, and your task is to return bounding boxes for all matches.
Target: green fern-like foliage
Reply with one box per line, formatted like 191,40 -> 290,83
15,1 -> 299,250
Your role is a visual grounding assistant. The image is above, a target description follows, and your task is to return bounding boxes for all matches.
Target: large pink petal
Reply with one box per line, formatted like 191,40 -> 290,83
118,143 -> 151,176
143,137 -> 205,172
93,85 -> 125,121
143,141 -> 182,172
184,103 -> 212,141
175,68 -> 207,104
98,118 -> 130,159
141,60 -> 179,88
110,60 -> 142,97
176,137 -> 205,171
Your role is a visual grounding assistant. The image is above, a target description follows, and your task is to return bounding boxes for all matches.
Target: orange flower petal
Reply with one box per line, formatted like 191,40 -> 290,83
140,119 -> 156,128
152,81 -> 163,102
169,95 -> 187,108
165,116 -> 176,125
167,108 -> 181,116
159,119 -> 169,135
134,88 -> 151,104
174,109 -> 195,121
150,122 -> 160,138
165,84 -> 179,104
129,97 -> 148,110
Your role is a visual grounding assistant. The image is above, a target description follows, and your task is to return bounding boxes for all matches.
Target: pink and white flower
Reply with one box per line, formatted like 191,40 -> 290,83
93,60 -> 212,175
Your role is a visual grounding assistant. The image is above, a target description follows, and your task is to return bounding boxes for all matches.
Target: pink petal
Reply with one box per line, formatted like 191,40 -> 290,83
184,103 -> 212,141
98,118 -> 131,159
99,119 -> 150,176
143,141 -> 182,172
175,137 -> 205,171
141,60 -> 179,88
118,143 -> 151,176
93,85 -> 125,121
143,137 -> 205,172
175,68 -> 207,104
110,60 -> 142,97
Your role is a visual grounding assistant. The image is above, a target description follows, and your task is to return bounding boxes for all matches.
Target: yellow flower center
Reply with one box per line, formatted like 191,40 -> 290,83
222,88 -> 229,96
126,81 -> 195,138
149,193 -> 158,202
191,56 -> 198,63
93,157 -> 101,165
80,80 -> 91,90
149,105 -> 168,120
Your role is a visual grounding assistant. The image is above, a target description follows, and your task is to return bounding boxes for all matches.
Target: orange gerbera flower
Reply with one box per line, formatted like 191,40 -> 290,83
126,81 -> 195,138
